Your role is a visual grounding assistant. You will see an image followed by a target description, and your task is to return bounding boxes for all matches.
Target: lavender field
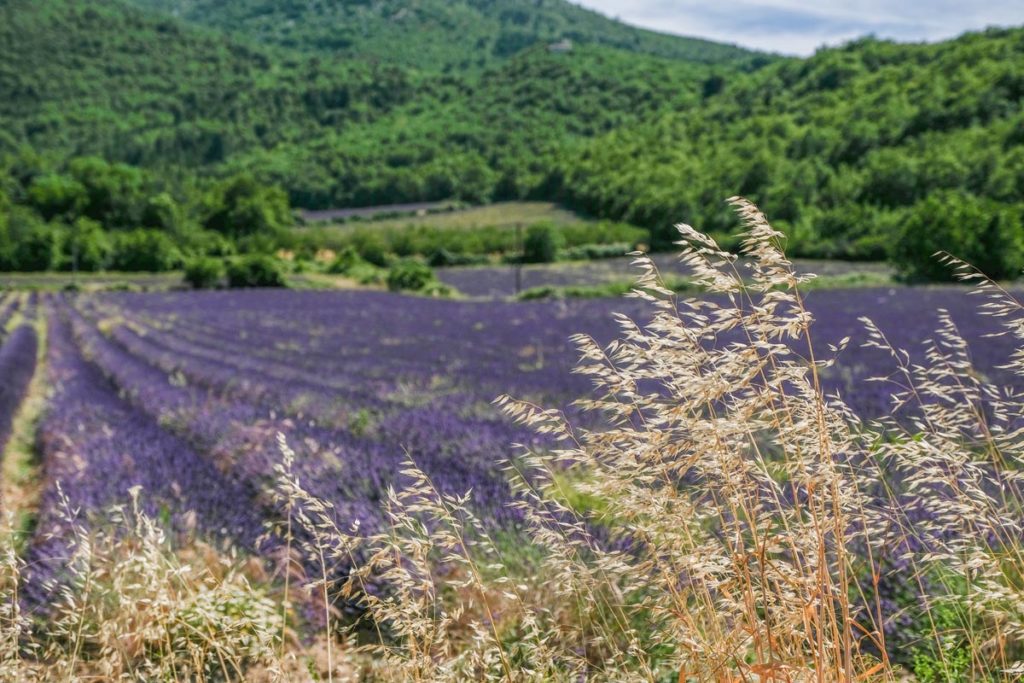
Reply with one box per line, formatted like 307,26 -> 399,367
5,285 -> 1016,550
2,276 -> 1024,677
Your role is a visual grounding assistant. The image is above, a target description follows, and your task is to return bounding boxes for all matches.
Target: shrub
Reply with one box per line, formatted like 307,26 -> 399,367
226,254 -> 286,288
326,246 -> 367,275
419,280 -> 457,298
386,259 -> 435,292
521,222 -> 564,263
353,234 -> 390,267
203,174 -> 291,240
10,223 -> 60,271
561,241 -> 632,261
427,248 -> 488,267
189,230 -> 236,258
183,257 -> 224,289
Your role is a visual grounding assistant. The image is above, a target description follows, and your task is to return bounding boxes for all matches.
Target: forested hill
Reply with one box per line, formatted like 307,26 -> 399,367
1,0 -> 1023,279
0,0 -> 741,196
124,0 -> 758,71
0,0 -> 415,167
561,28 -> 1024,273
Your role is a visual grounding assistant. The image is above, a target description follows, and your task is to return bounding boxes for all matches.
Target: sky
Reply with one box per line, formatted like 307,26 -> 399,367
575,1 -> 1024,55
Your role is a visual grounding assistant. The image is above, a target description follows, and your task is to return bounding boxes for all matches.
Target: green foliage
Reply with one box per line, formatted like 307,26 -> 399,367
141,192 -> 184,232
522,223 -> 565,263
518,277 -> 695,300
386,260 -> 436,292
26,174 -> 86,221
427,248 -> 488,267
350,264 -> 386,286
204,175 -> 291,240
0,0 -> 414,171
68,157 -> 146,228
322,246 -> 384,284
10,222 -> 60,272
183,257 -> 224,289
892,191 -> 1024,281
561,31 -> 1024,265
109,230 -> 181,272
299,219 -> 644,265
560,242 -> 632,261
61,217 -> 112,272
187,230 -> 236,258
910,576 -> 977,682
418,280 -> 458,298
226,254 -> 286,288
518,282 -> 634,300
0,0 -> 743,211
325,246 -> 368,275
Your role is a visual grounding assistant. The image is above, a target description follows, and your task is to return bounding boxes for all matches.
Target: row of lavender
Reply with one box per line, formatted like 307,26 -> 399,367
437,255 -> 896,298
0,293 -> 21,335
0,292 -> 36,461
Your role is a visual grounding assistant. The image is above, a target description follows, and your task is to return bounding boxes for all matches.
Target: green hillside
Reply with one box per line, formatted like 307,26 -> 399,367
1,0 -> 1022,281
560,29 -> 1024,277
0,0 -> 414,167
125,0 -> 758,71
230,45 -> 724,208
0,0 -> 730,204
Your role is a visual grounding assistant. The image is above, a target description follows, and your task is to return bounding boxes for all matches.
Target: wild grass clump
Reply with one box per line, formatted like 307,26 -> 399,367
0,487 -> 281,681
272,198 -> 1024,681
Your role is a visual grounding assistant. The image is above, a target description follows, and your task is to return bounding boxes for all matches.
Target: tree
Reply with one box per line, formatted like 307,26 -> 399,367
226,255 -> 286,288
892,191 -> 1024,282
141,192 -> 184,233
522,223 -> 564,263
62,217 -> 111,272
183,257 -> 225,289
11,223 -> 60,271
204,175 -> 291,240
110,230 -> 181,271
68,157 -> 145,228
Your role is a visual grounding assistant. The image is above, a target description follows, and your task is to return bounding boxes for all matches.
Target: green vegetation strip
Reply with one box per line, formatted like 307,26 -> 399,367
517,271 -> 895,300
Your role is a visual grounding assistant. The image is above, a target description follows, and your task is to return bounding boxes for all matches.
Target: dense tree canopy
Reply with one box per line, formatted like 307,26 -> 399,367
559,30 -> 1024,274
125,0 -> 756,71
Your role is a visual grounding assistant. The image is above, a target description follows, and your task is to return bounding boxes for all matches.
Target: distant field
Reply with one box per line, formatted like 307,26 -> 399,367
292,201 -> 646,261
312,202 -> 591,232
0,272 -> 183,292
437,255 -> 897,298
300,201 -> 456,223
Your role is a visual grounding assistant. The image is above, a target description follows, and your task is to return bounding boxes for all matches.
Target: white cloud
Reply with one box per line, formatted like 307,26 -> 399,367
575,0 -> 1024,54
